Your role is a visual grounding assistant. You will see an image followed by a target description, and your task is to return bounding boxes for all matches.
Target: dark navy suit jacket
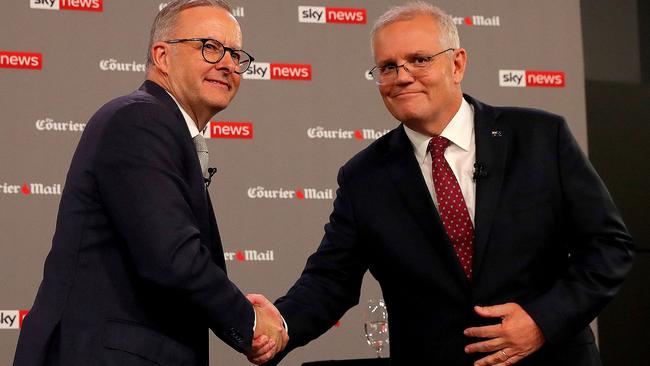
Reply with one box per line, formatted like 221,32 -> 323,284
268,95 -> 634,365
13,80 -> 254,366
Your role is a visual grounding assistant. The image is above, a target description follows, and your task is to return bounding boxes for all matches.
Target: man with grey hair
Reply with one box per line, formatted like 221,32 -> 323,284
251,1 -> 633,365
13,1 -> 286,365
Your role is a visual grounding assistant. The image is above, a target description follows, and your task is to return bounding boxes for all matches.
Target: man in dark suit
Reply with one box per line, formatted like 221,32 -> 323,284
13,1 -> 286,365
249,2 -> 633,365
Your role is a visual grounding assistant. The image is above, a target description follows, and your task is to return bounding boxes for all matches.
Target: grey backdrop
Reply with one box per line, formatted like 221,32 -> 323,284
0,1 -> 586,364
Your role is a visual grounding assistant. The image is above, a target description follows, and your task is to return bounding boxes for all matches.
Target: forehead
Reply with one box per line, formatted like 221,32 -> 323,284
372,15 -> 441,61
174,6 -> 242,47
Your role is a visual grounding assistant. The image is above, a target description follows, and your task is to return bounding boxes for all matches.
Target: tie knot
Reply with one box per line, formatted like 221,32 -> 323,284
428,135 -> 450,158
193,134 -> 208,153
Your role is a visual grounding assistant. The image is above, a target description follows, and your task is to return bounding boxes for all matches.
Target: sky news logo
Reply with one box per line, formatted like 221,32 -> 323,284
1,182 -> 62,196
298,6 -> 366,24
205,121 -> 253,139
224,249 -> 275,262
451,15 -> 501,27
307,127 -> 390,140
0,51 -> 42,70
30,0 -> 103,12
243,62 -> 312,81
0,310 -> 29,330
499,70 -> 565,88
247,187 -> 334,200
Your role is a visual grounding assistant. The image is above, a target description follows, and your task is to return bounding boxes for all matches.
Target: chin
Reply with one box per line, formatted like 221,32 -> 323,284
204,97 -> 232,111
391,110 -> 425,123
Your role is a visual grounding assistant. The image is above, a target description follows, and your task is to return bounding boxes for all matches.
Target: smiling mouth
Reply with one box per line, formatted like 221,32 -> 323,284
393,91 -> 423,98
206,79 -> 230,90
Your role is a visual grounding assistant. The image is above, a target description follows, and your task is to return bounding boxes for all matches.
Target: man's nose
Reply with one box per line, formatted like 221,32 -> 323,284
394,65 -> 415,84
215,52 -> 236,73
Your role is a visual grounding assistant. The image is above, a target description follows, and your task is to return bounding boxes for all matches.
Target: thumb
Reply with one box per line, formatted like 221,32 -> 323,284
247,293 -> 267,306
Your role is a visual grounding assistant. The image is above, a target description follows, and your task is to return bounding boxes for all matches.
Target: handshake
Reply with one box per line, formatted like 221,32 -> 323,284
246,294 -> 289,365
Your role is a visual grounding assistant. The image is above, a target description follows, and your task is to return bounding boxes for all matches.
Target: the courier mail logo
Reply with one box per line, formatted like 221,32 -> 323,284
247,187 -> 334,200
0,310 -> 29,330
224,249 -> 275,262
298,6 -> 366,24
1,182 -> 62,195
0,51 -> 42,70
243,62 -> 312,81
499,70 -> 565,88
30,0 -> 103,12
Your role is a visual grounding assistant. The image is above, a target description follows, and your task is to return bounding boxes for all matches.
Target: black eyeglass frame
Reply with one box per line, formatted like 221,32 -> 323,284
164,37 -> 255,74
368,48 -> 455,84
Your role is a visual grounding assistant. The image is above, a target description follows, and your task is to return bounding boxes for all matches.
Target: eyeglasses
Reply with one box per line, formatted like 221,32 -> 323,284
368,48 -> 455,85
164,38 -> 255,74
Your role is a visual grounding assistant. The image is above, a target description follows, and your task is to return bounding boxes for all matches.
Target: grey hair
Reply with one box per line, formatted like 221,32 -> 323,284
370,1 -> 460,55
146,0 -> 233,67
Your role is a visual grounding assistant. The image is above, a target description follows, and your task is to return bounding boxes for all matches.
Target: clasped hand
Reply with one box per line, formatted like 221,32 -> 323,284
246,294 -> 288,365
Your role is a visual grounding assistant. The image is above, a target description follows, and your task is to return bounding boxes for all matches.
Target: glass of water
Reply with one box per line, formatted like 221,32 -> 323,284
364,298 -> 389,358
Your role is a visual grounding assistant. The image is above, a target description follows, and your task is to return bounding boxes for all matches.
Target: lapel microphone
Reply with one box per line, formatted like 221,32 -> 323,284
204,167 -> 217,187
473,162 -> 488,181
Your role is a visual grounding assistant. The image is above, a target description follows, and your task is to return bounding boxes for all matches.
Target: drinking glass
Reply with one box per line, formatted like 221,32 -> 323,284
364,298 -> 389,358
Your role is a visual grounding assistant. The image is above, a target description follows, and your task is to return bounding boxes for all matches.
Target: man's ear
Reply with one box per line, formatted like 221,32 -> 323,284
452,48 -> 467,84
151,41 -> 171,75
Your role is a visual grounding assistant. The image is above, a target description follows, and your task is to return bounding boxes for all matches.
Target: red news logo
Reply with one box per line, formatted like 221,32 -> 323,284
30,0 -> 103,11
60,0 -> 103,11
525,70 -> 565,88
208,121 -> 253,139
326,7 -> 366,24
298,6 -> 366,24
0,51 -> 42,70
243,62 -> 312,81
271,63 -> 311,80
499,70 -> 565,88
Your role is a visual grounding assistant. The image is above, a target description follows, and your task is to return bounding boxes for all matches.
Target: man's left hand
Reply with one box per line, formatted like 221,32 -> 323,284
464,303 -> 545,366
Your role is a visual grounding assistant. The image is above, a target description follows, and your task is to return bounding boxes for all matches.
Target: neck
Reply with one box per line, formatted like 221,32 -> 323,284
146,71 -> 213,131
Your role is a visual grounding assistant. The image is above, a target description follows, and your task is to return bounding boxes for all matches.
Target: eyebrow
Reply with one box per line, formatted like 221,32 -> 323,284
377,50 -> 432,65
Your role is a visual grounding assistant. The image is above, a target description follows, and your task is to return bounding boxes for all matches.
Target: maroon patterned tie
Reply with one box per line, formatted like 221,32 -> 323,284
429,136 -> 475,281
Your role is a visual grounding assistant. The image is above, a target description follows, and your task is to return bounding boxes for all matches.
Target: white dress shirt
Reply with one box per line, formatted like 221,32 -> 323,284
165,91 -> 205,137
403,97 -> 476,223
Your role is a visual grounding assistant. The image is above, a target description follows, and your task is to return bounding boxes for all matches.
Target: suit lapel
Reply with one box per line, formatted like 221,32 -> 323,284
466,95 -> 508,280
140,80 -> 227,271
383,126 -> 469,288
140,80 -> 186,124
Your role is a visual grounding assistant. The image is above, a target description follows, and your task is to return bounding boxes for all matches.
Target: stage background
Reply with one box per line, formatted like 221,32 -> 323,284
1,1 -> 589,364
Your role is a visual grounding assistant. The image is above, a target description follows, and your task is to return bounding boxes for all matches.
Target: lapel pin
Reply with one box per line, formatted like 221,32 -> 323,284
491,130 -> 503,137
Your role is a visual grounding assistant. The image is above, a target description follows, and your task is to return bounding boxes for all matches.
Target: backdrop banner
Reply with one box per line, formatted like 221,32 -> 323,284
0,1 -> 586,364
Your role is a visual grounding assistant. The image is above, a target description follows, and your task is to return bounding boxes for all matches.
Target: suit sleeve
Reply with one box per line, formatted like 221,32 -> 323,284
267,166 -> 369,364
93,103 -> 255,354
520,118 -> 634,343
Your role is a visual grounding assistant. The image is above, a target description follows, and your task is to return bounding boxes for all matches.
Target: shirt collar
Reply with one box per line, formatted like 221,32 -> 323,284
403,97 -> 474,163
165,90 -> 204,138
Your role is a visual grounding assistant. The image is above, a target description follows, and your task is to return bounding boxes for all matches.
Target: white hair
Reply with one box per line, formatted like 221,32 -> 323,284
146,0 -> 233,67
370,1 -> 460,55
